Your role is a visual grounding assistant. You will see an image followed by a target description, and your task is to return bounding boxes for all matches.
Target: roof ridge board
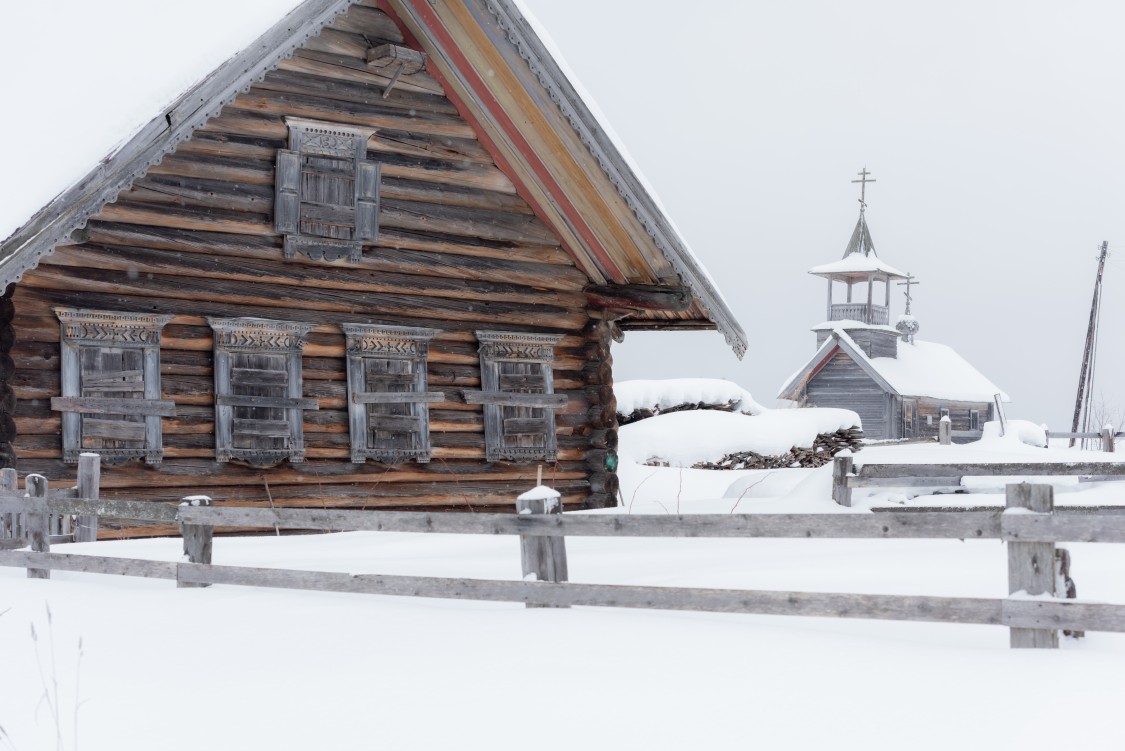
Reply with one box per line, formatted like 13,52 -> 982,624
483,0 -> 746,358
0,0 -> 356,288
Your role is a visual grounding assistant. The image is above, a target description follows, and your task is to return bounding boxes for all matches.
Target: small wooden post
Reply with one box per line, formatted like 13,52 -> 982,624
1102,425 -> 1115,453
178,495 -> 213,588
1006,483 -> 1058,648
516,484 -> 568,608
0,467 -> 16,541
75,453 -> 101,543
832,452 -> 854,507
25,474 -> 50,579
939,416 -> 952,445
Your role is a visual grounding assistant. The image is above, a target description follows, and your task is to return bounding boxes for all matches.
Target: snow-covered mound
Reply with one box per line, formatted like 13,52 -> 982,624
615,378 -> 766,420
980,420 -> 1047,448
619,408 -> 861,467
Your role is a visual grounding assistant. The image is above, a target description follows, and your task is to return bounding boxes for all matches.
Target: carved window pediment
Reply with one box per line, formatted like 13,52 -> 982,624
51,308 -> 175,465
275,118 -> 380,264
343,324 -> 441,464
462,331 -> 567,463
209,317 -> 318,466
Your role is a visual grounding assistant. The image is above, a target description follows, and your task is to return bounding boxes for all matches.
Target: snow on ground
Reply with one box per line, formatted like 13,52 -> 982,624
4,410 -> 1125,749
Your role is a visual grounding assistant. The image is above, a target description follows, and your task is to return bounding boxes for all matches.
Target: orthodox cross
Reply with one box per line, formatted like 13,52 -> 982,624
897,273 -> 919,314
851,167 -> 876,212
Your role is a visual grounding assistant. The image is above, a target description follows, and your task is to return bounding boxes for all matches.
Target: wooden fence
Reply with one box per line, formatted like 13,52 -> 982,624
2,464 -> 1124,648
832,455 -> 1125,507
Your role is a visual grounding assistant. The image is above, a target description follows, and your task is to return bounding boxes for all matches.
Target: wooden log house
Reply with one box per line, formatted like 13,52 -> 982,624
0,0 -> 746,535
778,174 -> 1005,441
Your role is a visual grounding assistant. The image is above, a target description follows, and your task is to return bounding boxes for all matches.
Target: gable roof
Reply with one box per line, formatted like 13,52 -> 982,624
0,0 -> 746,357
779,327 -> 1008,403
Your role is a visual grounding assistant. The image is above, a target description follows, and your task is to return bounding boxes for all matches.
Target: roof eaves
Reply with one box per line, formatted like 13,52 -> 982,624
484,0 -> 747,359
0,0 -> 355,289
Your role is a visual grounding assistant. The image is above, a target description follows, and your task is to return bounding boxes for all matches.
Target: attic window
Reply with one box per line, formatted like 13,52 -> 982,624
209,317 -> 318,466
274,118 -> 379,264
462,332 -> 568,463
51,309 -> 176,465
342,324 -> 443,464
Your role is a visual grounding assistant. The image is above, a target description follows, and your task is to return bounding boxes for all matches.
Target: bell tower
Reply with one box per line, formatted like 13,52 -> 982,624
808,169 -> 911,358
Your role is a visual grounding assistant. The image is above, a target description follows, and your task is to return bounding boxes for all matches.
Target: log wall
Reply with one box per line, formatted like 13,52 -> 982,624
7,4 -> 619,534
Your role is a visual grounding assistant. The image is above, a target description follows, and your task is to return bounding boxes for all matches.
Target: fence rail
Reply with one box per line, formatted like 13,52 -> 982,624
2,460 -> 1125,648
833,456 -> 1125,507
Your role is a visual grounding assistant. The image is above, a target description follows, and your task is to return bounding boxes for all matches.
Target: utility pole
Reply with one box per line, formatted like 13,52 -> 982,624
1070,241 -> 1109,447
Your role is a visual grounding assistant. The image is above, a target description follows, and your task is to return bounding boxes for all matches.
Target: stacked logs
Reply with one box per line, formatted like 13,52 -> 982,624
690,427 -> 864,471
582,319 -> 618,508
618,399 -> 742,426
0,286 -> 14,468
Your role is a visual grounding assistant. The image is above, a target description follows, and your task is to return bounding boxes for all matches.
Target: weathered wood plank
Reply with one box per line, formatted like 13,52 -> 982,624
50,396 -> 177,417
216,395 -> 319,410
25,474 -> 49,579
1006,484 -> 1058,648
75,453 -> 100,542
352,391 -> 444,405
0,550 -> 178,579
173,507 -> 1005,539
1003,599 -> 1125,633
0,494 -> 181,523
176,562 -> 1005,625
859,462 -> 1125,478
462,392 -> 569,408
1001,513 -> 1125,543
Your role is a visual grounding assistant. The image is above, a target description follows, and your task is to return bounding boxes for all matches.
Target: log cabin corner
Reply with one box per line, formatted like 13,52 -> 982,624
0,0 -> 746,536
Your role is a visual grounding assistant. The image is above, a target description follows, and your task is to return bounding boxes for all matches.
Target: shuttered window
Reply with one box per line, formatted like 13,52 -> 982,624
462,332 -> 567,463
342,324 -> 442,464
209,318 -> 318,466
52,309 -> 175,465
275,118 -> 379,264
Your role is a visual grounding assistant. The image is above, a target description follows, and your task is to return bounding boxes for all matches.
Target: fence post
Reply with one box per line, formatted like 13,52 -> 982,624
939,416 -> 951,445
25,474 -> 49,579
832,452 -> 854,507
178,495 -> 213,589
0,467 -> 15,540
516,485 -> 568,608
1102,425 -> 1115,453
75,453 -> 101,543
1006,483 -> 1057,648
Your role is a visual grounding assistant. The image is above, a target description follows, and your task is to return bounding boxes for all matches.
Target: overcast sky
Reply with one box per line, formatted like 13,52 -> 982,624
3,1 -> 1123,433
522,0 -> 1125,431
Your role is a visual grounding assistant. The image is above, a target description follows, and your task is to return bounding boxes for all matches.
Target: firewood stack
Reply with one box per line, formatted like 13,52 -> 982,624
617,399 -> 742,426
689,427 -> 865,471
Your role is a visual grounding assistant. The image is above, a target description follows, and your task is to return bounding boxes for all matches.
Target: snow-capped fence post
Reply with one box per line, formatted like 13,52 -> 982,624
832,452 -> 854,507
25,474 -> 50,579
1102,425 -> 1115,453
938,416 -> 951,445
75,453 -> 101,543
1006,483 -> 1058,649
178,496 -> 213,589
516,484 -> 568,607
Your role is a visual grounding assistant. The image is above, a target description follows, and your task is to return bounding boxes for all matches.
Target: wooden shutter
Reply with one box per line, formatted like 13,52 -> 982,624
274,149 -> 301,235
52,309 -> 174,465
354,160 -> 381,242
465,332 -> 567,463
342,324 -> 441,464
210,318 -> 317,466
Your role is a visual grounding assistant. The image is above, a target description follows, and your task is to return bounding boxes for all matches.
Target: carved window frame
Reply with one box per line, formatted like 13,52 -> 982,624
462,331 -> 568,463
209,317 -> 318,466
52,308 -> 175,465
274,118 -> 379,264
343,324 -> 443,464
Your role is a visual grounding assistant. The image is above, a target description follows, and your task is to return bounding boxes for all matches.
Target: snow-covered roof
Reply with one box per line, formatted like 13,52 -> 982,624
808,253 -> 908,279
0,0 -> 747,358
780,326 -> 1008,403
